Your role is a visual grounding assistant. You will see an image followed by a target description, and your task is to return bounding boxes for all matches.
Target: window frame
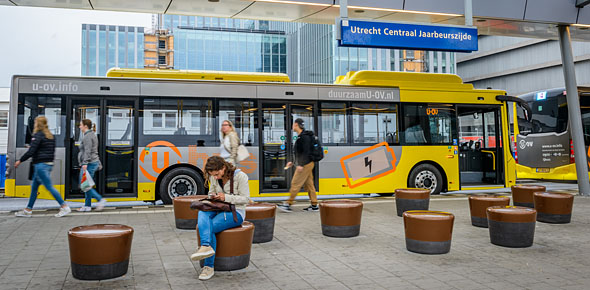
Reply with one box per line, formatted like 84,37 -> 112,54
139,96 -> 217,147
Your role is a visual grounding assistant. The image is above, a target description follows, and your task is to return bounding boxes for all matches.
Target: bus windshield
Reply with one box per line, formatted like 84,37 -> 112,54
517,93 -> 568,135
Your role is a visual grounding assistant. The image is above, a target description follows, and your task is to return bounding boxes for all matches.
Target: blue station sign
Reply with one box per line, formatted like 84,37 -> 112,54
339,20 -> 478,52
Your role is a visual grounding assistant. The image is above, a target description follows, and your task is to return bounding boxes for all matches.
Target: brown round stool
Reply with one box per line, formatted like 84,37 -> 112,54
403,211 -> 454,254
198,221 -> 255,271
487,206 -> 536,248
173,195 -> 208,229
246,203 -> 277,243
395,188 -> 430,217
533,192 -> 574,224
468,195 -> 511,227
68,224 -> 134,280
319,200 -> 363,238
511,185 -> 546,208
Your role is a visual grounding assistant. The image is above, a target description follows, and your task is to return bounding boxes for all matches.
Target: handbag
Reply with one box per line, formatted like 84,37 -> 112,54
236,144 -> 249,162
190,170 -> 238,222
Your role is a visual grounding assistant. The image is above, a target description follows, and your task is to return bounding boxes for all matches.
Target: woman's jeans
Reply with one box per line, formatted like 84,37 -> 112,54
26,163 -> 65,209
79,161 -> 102,207
197,210 -> 244,268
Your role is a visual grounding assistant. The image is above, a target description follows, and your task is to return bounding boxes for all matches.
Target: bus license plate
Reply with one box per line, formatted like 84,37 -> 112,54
536,168 -> 550,173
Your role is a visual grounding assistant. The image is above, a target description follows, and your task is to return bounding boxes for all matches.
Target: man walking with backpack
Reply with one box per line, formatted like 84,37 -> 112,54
278,118 -> 320,212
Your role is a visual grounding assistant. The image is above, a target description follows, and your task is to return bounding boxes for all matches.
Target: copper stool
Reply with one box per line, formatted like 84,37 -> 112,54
534,192 -> 574,223
173,195 -> 208,229
468,195 -> 511,227
319,200 -> 363,238
511,185 -> 546,208
68,224 -> 134,280
403,210 -> 454,254
198,221 -> 255,271
487,206 -> 537,247
246,203 -> 277,243
395,188 -> 430,217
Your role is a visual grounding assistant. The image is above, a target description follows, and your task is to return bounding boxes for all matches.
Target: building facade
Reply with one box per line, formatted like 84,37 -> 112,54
81,24 -> 145,76
457,35 -> 590,95
288,23 -> 456,83
159,15 -> 288,74
144,29 -> 174,69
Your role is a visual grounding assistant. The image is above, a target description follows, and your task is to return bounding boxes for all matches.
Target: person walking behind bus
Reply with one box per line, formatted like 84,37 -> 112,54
190,156 -> 250,280
14,116 -> 71,218
277,118 -> 319,212
77,119 -> 106,212
219,120 -> 240,164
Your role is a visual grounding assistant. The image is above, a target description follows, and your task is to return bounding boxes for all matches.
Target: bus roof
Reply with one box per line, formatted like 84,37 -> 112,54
106,68 -> 290,83
335,70 -> 478,91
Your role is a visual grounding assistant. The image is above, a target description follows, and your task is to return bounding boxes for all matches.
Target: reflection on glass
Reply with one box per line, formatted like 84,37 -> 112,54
218,100 -> 258,146
143,98 -> 213,136
352,103 -> 397,144
321,102 -> 347,144
262,104 -> 287,190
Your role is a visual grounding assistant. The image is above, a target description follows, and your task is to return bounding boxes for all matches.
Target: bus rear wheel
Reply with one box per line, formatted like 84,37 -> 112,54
408,164 -> 443,195
159,167 -> 205,204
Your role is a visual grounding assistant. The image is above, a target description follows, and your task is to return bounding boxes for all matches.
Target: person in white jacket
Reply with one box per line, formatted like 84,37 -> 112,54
189,156 -> 250,280
219,120 -> 240,164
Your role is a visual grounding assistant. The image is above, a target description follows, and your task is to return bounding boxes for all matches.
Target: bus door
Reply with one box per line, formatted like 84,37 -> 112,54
66,98 -> 137,199
260,102 -> 316,192
457,106 -> 504,186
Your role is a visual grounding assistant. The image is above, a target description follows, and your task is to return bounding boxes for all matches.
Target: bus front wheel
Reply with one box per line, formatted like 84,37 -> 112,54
159,167 -> 205,204
408,164 -> 443,195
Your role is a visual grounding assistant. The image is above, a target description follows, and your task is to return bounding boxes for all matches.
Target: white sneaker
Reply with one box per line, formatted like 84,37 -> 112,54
96,199 -> 107,211
199,266 -> 214,280
77,206 -> 92,212
15,209 -> 32,218
55,206 -> 71,217
190,246 -> 215,261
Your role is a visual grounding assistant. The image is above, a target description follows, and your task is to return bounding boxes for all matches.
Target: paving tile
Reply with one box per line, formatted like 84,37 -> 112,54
0,196 -> 588,289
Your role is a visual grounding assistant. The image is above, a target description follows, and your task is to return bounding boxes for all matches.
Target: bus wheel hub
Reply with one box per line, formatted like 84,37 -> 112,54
169,175 -> 196,197
415,171 -> 436,191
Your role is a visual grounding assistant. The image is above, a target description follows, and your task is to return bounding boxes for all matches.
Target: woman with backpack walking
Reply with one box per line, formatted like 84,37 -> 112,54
14,116 -> 71,218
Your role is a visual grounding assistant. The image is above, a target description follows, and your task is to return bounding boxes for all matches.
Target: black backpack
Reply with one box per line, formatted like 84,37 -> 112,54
310,134 -> 324,162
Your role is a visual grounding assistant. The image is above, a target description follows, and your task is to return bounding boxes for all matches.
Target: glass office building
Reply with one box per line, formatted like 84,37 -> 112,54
82,24 -> 144,76
174,29 -> 286,73
288,23 -> 456,83
160,15 -> 288,73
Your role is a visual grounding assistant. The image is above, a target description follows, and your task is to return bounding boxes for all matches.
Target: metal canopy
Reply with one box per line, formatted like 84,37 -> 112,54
2,0 -> 590,41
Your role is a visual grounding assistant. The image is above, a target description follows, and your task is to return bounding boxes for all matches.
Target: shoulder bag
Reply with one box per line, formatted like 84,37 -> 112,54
190,170 -> 238,222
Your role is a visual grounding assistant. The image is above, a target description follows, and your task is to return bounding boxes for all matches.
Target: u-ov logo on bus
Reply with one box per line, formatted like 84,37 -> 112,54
519,140 -> 533,150
139,141 -> 182,182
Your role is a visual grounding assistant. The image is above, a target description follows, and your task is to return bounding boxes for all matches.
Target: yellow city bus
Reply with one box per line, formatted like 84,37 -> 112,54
6,69 -> 518,204
511,87 -> 590,180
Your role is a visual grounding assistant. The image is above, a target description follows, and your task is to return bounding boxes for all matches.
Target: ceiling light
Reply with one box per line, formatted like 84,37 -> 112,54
253,0 -> 331,7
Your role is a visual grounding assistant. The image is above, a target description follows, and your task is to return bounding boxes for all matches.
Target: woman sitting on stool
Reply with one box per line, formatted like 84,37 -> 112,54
190,156 -> 250,280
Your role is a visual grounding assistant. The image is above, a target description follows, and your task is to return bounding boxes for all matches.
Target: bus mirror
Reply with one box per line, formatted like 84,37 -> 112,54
496,95 -> 532,121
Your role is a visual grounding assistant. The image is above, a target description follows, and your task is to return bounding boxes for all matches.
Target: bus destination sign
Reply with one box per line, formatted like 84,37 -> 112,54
339,20 -> 478,52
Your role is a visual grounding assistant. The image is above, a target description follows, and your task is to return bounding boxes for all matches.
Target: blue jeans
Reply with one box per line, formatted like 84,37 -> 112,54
26,163 -> 65,209
197,210 -> 244,268
79,161 -> 102,207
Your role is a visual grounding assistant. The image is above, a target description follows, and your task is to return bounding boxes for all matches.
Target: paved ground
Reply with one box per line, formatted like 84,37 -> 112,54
0,189 -> 589,289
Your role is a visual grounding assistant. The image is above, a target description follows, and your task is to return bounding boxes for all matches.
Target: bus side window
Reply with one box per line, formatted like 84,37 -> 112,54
351,102 -> 398,145
402,104 -> 455,145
